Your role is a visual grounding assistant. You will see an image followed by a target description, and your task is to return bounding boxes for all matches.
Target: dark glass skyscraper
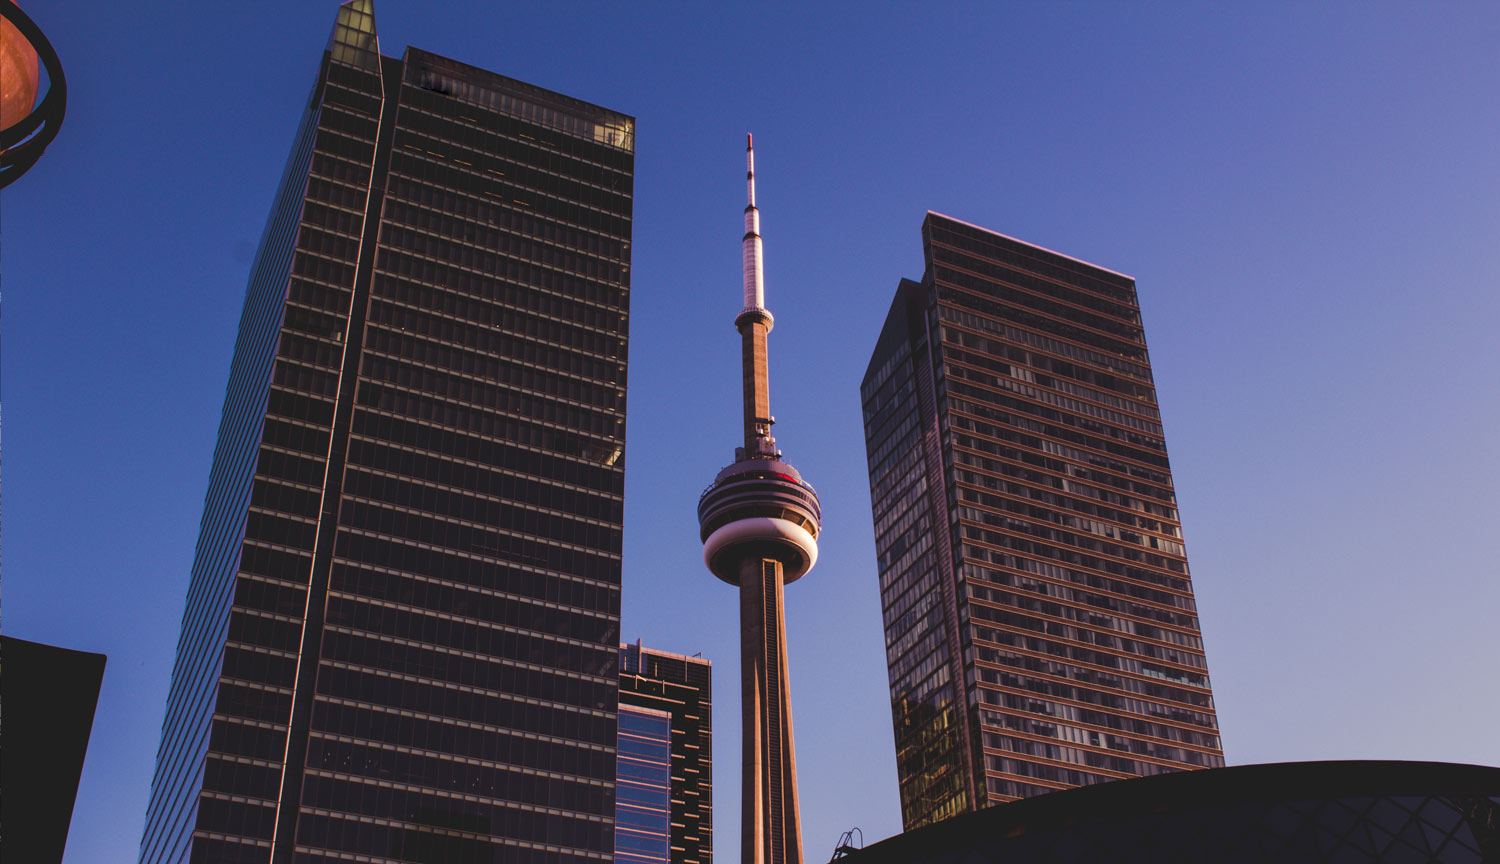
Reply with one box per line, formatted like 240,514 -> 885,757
862,213 -> 1224,830
139,3 -> 633,862
617,642 -> 714,864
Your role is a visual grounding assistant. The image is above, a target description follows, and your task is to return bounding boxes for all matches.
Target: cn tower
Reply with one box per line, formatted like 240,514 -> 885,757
698,136 -> 822,864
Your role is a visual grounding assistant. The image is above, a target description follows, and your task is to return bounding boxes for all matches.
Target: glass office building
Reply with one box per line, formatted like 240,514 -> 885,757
615,705 -> 673,864
861,213 -> 1223,829
138,3 -> 633,862
618,642 -> 714,864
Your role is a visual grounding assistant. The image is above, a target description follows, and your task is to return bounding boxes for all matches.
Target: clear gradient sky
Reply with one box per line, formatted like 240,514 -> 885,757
4,2 -> 1498,862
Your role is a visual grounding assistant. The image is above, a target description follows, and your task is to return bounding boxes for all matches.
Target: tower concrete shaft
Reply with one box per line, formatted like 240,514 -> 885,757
698,136 -> 820,864
740,557 -> 802,864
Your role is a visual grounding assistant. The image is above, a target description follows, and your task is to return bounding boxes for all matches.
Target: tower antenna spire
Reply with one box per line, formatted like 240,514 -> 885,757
743,132 -> 768,320
737,132 -> 777,456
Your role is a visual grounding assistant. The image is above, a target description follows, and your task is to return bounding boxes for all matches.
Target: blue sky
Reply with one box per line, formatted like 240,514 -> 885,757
4,2 -> 1498,861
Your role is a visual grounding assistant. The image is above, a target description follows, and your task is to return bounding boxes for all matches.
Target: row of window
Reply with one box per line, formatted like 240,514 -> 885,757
294,807 -> 605,863
225,605 -> 298,660
938,306 -> 1151,383
392,148 -> 629,238
974,658 -> 1212,720
350,410 -> 621,499
977,685 -> 1221,747
956,468 -> 1179,538
963,562 -> 1201,632
969,602 -> 1206,674
301,771 -> 612,852
936,269 -> 1143,356
305,733 -> 610,813
962,522 -> 1189,601
982,715 -> 1223,767
363,352 -> 619,446
320,627 -> 613,712
953,447 -> 1176,523
311,699 -> 615,782
376,265 -> 626,346
347,438 -> 620,522
315,663 -> 615,747
357,383 -> 621,468
272,356 -> 340,401
946,355 -> 1164,437
202,749 -> 281,801
926,222 -> 1135,301
333,561 -> 618,642
333,529 -> 619,603
959,486 -> 1184,555
963,539 -> 1195,613
381,216 -> 627,287
984,756 -> 1122,791
931,242 -> 1140,324
325,588 -> 615,664
967,582 -> 1205,655
364,316 -> 622,412
337,494 -> 619,572
399,71 -> 632,168
943,326 -> 1157,405
958,503 -> 1185,571
949,385 -> 1171,474
396,93 -> 631,202
249,475 -> 323,523
383,190 -> 628,262
969,622 -> 1213,696
984,735 -> 1162,778
382,178 -> 628,307
368,292 -> 622,374
244,507 -> 317,552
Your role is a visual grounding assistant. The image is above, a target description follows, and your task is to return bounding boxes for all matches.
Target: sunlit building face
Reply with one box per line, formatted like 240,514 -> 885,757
862,213 -> 1225,829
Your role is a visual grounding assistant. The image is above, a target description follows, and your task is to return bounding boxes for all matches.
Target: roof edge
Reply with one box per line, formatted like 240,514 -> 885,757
926,210 -> 1136,281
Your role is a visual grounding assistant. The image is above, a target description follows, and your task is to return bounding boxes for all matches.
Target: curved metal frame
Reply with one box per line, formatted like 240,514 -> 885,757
0,0 -> 66,188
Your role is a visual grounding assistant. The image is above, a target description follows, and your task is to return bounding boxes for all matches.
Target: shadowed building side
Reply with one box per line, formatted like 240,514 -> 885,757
0,637 -> 107,863
138,3 -> 635,862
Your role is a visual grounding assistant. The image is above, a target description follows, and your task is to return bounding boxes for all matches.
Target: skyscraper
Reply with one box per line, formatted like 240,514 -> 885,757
862,213 -> 1224,830
696,137 -> 821,864
139,3 -> 633,862
617,642 -> 713,864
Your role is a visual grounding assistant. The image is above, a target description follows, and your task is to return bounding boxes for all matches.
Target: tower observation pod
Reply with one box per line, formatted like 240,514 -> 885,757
697,136 -> 821,864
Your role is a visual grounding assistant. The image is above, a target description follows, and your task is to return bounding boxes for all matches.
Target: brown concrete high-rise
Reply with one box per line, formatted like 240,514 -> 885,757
697,137 -> 822,864
862,213 -> 1225,830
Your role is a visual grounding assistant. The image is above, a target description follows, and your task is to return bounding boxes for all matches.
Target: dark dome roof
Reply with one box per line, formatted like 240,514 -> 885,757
840,761 -> 1500,864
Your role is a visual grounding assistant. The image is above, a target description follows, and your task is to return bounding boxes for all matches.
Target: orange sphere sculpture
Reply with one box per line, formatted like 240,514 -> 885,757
1,1 -> 40,133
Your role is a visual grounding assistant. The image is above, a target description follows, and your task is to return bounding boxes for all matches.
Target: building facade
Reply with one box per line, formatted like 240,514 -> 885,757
862,213 -> 1223,829
615,704 -> 674,864
139,3 -> 634,862
618,642 -> 714,864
